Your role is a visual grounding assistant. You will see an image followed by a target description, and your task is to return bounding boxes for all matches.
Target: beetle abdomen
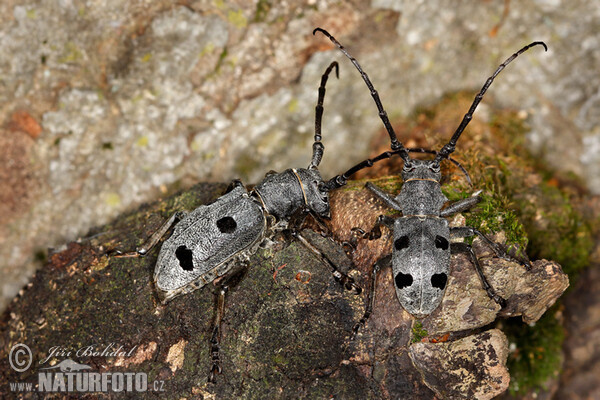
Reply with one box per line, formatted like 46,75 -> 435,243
391,216 -> 450,317
154,186 -> 266,302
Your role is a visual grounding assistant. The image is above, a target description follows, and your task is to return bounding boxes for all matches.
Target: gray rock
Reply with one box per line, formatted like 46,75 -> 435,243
0,0 -> 596,325
409,329 -> 510,400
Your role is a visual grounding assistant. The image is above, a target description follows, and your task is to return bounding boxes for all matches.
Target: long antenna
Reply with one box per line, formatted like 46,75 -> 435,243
323,148 -> 471,190
435,41 -> 548,163
310,61 -> 339,169
313,28 -> 409,162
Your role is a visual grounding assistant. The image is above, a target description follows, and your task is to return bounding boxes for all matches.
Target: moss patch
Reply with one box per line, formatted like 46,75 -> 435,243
504,305 -> 565,395
411,321 -> 428,343
253,0 -> 271,23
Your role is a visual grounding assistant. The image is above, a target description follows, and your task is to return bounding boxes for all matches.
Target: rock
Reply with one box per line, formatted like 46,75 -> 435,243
426,257 -> 569,335
556,261 -> 600,399
409,329 -> 510,400
2,0 -> 599,315
0,177 -> 569,399
324,184 -> 570,337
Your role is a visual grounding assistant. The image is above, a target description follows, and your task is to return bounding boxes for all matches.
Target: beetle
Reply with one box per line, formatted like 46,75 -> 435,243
114,61 -> 384,380
313,28 -> 546,323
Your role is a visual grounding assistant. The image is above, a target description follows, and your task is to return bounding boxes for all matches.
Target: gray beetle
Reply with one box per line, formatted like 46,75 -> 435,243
129,62 -> 366,303
314,28 -> 545,322
115,61 -> 383,380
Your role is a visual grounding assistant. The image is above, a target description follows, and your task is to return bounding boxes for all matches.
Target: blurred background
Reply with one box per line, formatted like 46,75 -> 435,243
0,1 -> 598,396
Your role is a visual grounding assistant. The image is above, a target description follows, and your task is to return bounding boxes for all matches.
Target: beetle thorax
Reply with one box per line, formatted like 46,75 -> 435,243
252,168 -> 331,221
398,159 -> 447,216
252,169 -> 305,221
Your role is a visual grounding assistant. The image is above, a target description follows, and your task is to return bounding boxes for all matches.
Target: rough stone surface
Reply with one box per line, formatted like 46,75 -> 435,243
324,184 -> 570,337
409,329 -> 510,400
1,0 -> 599,313
427,257 -> 568,335
556,262 -> 600,400
0,180 -> 568,399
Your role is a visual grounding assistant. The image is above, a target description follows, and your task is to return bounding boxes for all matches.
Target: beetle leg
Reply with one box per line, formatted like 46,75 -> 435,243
209,284 -> 227,383
208,266 -> 247,383
440,195 -> 481,217
450,226 -> 532,269
365,182 -> 402,212
111,211 -> 188,258
351,255 -> 391,339
365,214 -> 395,240
285,207 -> 361,294
450,242 -> 506,307
304,209 -> 332,239
346,214 -> 395,253
343,227 -> 365,252
293,231 -> 362,294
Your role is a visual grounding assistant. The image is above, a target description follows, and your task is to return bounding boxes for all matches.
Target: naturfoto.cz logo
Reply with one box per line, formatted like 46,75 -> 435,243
8,343 -> 165,394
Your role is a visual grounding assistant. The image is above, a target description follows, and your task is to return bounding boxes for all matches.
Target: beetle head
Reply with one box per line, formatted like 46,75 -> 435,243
401,159 -> 442,182
296,168 -> 331,218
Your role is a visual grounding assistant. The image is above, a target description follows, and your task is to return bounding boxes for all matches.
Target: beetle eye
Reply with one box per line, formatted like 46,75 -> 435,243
314,181 -> 328,202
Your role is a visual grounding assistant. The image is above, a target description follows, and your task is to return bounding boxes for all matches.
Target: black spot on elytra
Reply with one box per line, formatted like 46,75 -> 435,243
217,216 -> 236,233
431,273 -> 447,290
395,272 -> 413,289
394,235 -> 409,250
435,235 -> 449,250
176,245 -> 194,271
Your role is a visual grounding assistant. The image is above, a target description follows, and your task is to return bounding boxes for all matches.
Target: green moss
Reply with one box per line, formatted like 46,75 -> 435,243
441,186 -> 470,203
411,321 -> 428,343
505,306 -> 564,395
515,181 -> 593,279
228,9 -> 248,29
213,47 -> 229,74
372,176 -> 403,194
234,152 -> 261,179
59,42 -> 83,63
464,192 -> 529,257
342,176 -> 402,193
253,0 -> 271,22
474,106 -> 590,394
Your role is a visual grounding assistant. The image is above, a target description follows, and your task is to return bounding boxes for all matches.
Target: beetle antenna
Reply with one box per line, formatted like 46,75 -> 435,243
310,61 -> 339,169
322,150 -> 398,190
313,28 -> 410,162
322,148 -> 471,190
435,41 -> 547,163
